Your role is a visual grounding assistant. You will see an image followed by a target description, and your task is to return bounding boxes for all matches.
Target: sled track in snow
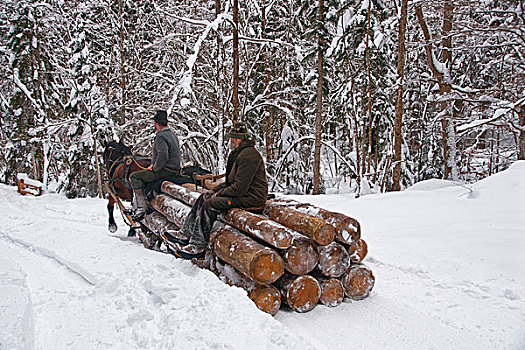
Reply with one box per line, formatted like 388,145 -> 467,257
0,231 -> 97,286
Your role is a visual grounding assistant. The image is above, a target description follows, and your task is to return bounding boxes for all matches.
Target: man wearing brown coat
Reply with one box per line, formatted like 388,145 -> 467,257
173,121 -> 268,259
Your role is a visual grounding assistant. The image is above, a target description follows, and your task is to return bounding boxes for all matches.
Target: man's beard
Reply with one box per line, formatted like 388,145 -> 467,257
229,140 -> 237,151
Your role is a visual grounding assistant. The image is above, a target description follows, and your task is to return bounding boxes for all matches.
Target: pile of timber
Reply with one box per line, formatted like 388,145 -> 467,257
140,181 -> 375,315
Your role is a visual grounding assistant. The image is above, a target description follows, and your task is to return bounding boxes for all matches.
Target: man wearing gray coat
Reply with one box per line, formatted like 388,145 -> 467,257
129,110 -> 181,220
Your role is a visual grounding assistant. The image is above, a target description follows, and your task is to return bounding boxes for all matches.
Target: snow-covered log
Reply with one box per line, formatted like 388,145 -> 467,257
312,274 -> 345,307
210,226 -> 284,284
142,211 -> 180,232
268,198 -> 360,244
341,264 -> 375,300
281,234 -> 319,275
150,194 -> 191,227
161,181 -> 201,206
275,274 -> 321,313
222,208 -> 294,249
317,242 -> 351,278
199,251 -> 281,316
141,211 -> 191,245
346,239 -> 368,263
264,202 -> 335,245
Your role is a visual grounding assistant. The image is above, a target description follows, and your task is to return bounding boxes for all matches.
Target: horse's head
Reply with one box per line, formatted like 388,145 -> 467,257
103,140 -> 132,173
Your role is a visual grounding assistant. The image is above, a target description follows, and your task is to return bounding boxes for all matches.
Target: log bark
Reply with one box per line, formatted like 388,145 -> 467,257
317,242 -> 351,278
161,181 -> 201,206
264,202 -> 335,245
160,183 -> 295,250
181,183 -> 208,194
142,211 -> 180,232
276,274 -> 320,313
313,0 -> 324,195
341,264 -> 375,300
200,251 -> 281,315
281,234 -> 319,275
149,194 -> 191,227
267,198 -> 360,244
222,208 -> 294,249
392,0 -> 409,191
210,226 -> 284,284
312,274 -> 344,308
346,239 -> 368,263
140,211 -> 195,247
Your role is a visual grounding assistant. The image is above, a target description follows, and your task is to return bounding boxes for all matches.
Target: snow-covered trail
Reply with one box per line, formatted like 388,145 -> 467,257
1,162 -> 524,349
0,186 -> 312,350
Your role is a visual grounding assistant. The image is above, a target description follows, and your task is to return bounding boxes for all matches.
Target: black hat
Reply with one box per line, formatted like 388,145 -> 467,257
153,110 -> 168,124
225,121 -> 249,139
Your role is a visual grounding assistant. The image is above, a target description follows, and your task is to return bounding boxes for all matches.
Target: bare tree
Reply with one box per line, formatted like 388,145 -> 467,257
416,1 -> 458,180
313,0 -> 324,194
232,0 -> 240,121
392,0 -> 409,191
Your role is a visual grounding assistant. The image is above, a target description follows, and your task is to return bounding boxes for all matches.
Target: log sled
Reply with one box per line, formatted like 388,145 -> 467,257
137,181 -> 375,315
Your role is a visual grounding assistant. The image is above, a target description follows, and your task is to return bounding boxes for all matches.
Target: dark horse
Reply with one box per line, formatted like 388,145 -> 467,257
102,140 -> 212,236
103,140 -> 151,235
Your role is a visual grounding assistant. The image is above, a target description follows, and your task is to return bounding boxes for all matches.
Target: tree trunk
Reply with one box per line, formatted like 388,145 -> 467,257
392,0 -> 408,191
262,0 -> 273,162
161,181 -> 201,206
518,105 -> 525,160
222,208 -> 294,249
118,0 -> 126,125
211,226 -> 284,284
281,234 -> 319,275
317,242 -> 351,278
141,210 -> 182,237
341,264 -> 375,300
202,251 -> 281,315
276,274 -> 321,313
149,194 -> 191,227
346,238 -> 368,263
415,3 -> 458,180
312,274 -> 345,307
216,0 -> 226,171
232,0 -> 240,121
365,1 -> 373,177
264,202 -> 335,245
267,198 -> 360,244
158,183 -> 321,275
313,0 -> 324,195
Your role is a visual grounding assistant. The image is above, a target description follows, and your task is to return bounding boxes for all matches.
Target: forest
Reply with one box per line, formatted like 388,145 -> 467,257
1,0 -> 524,198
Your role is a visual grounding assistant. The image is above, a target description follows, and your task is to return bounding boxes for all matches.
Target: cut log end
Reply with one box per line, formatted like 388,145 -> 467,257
342,264 -> 375,300
283,236 -> 319,275
251,251 -> 285,284
319,278 -> 345,307
280,275 -> 321,313
347,239 -> 368,263
318,242 -> 351,278
336,217 -> 361,244
248,286 -> 281,316
315,224 -> 336,246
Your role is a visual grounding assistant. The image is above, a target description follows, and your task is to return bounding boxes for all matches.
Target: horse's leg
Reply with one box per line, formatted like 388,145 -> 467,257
108,196 -> 118,233
127,227 -> 136,237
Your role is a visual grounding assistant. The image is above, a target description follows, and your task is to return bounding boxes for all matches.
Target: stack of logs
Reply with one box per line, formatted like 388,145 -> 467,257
140,181 -> 375,315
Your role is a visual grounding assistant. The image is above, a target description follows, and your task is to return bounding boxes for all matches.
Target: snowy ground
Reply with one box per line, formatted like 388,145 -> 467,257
1,162 -> 524,350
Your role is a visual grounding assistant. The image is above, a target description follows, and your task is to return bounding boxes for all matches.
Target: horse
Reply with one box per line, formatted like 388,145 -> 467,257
102,140 -> 213,236
103,140 -> 151,236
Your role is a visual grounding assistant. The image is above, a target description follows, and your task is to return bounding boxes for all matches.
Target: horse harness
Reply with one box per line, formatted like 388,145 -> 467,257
106,153 -> 149,191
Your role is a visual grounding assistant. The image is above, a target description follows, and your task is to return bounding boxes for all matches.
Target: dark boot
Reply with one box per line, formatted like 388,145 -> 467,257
175,244 -> 206,259
132,188 -> 148,221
